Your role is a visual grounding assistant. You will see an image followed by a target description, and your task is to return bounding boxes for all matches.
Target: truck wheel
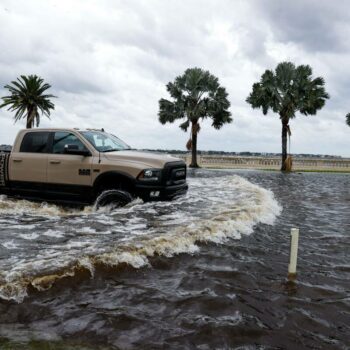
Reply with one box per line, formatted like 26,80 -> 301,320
94,189 -> 133,210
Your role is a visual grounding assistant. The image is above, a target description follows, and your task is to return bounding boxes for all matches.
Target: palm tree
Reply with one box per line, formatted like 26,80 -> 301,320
0,75 -> 56,128
159,67 -> 232,167
246,62 -> 329,171
346,113 -> 350,127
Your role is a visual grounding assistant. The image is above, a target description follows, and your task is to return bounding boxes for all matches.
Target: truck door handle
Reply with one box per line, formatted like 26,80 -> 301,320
12,159 -> 22,163
49,160 -> 61,164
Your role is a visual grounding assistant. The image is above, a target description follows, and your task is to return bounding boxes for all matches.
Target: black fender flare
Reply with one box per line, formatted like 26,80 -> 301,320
93,171 -> 136,193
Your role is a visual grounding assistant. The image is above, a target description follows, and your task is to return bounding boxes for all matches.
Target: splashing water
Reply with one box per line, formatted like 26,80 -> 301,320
0,175 -> 281,302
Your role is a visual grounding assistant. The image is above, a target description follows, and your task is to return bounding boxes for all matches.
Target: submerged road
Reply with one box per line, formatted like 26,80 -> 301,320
0,169 -> 349,349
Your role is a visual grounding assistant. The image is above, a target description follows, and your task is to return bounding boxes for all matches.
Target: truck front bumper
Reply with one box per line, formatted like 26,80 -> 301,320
135,182 -> 188,201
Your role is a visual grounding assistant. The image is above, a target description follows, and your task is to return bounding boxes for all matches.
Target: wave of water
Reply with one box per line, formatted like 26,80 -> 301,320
0,175 -> 281,302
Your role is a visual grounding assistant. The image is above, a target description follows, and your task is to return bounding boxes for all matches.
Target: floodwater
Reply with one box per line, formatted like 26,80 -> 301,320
0,169 -> 349,350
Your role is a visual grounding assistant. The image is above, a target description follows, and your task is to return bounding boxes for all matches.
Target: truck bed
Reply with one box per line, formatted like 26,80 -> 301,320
0,152 -> 10,188
0,144 -> 12,153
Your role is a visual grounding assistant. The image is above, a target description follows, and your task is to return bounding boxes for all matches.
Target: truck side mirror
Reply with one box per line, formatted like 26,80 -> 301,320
64,144 -> 91,157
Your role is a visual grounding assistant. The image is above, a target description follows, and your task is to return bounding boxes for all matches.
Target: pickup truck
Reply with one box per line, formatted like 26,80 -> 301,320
0,128 -> 188,208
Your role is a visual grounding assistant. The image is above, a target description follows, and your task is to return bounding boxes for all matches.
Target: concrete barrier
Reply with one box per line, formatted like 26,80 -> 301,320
174,154 -> 350,172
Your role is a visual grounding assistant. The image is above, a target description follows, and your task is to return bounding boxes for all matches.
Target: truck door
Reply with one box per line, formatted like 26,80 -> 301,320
47,131 -> 93,200
9,131 -> 50,194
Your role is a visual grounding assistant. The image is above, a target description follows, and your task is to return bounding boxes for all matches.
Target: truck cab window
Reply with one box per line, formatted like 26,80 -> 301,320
81,131 -> 130,152
53,132 -> 88,154
20,132 -> 50,153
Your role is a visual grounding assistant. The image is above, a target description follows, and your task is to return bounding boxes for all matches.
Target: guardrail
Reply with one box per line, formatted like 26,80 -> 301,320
173,155 -> 350,171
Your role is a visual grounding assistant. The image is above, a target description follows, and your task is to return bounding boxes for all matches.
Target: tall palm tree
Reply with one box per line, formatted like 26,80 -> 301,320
246,62 -> 329,171
0,75 -> 56,128
346,113 -> 350,127
159,68 -> 232,167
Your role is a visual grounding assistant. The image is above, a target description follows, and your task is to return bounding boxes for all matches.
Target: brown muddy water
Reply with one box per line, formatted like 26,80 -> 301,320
0,169 -> 349,350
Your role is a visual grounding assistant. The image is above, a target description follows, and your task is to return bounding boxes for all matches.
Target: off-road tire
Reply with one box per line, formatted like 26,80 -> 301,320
94,189 -> 133,210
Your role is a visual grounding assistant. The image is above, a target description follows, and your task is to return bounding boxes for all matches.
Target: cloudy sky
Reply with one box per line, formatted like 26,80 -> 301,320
0,0 -> 349,156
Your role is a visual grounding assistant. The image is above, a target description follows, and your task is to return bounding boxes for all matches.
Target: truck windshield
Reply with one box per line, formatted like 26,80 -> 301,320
80,131 -> 131,152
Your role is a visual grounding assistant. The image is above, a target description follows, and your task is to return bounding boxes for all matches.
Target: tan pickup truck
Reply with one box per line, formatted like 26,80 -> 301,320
0,128 -> 188,207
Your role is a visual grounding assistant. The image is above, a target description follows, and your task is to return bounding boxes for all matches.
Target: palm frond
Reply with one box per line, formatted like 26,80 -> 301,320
346,113 -> 350,127
158,67 -> 232,132
247,61 -> 329,120
0,75 -> 56,128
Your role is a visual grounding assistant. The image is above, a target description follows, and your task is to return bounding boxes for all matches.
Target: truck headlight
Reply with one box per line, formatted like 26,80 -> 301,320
137,169 -> 161,182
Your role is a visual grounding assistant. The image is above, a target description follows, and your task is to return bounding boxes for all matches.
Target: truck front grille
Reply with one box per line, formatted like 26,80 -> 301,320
163,161 -> 187,186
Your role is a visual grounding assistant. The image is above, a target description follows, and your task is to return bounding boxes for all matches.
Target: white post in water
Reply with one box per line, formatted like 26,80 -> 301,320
288,228 -> 299,280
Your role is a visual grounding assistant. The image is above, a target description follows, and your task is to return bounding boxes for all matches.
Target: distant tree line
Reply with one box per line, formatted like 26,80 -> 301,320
0,142 -> 344,159
141,149 -> 343,159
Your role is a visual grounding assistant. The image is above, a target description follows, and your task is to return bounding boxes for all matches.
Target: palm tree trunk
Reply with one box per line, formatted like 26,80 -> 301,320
26,107 -> 33,128
26,115 -> 32,128
281,119 -> 288,171
190,121 -> 199,168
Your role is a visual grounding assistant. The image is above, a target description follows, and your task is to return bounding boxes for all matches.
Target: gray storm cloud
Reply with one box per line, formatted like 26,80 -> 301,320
0,0 -> 349,156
